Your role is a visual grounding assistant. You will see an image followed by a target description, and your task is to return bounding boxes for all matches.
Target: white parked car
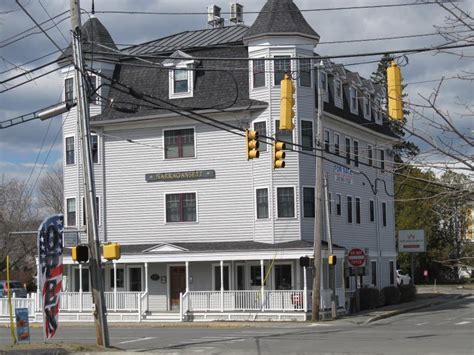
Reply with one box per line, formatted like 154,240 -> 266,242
458,267 -> 472,280
396,270 -> 411,285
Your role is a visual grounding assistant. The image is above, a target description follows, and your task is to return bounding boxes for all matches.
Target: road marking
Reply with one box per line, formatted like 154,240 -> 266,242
118,337 -> 155,344
416,322 -> 428,326
454,321 -> 471,325
308,323 -> 332,327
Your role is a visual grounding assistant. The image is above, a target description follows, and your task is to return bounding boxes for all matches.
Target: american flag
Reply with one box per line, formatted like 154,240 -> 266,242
38,214 -> 64,339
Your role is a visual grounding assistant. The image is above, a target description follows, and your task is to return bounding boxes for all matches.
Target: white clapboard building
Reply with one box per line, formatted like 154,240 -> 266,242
52,0 -> 398,322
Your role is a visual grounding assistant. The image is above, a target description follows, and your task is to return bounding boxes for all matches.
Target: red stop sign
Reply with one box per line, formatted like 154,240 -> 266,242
347,248 -> 366,267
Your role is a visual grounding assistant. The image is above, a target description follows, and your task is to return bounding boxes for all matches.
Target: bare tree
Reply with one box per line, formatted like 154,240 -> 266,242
37,164 -> 64,214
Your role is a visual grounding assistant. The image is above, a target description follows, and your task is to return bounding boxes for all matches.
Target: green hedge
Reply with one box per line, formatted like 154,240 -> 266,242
399,284 -> 417,303
382,286 -> 401,305
360,287 -> 385,310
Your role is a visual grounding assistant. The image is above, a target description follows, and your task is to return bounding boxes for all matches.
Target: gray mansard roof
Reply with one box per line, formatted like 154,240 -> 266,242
244,0 -> 320,42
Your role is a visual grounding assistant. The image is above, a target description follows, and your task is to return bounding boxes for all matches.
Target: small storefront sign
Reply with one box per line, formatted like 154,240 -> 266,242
334,164 -> 353,184
398,229 -> 426,252
146,169 -> 216,182
15,308 -> 30,343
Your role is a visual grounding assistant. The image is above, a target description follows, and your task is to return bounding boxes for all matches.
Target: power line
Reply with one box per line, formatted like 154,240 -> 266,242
0,49 -> 61,75
95,1 -> 456,16
0,65 -> 69,94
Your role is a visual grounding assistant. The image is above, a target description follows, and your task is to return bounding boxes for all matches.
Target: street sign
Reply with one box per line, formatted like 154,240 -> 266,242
398,229 -> 426,252
15,308 -> 30,343
347,248 -> 366,268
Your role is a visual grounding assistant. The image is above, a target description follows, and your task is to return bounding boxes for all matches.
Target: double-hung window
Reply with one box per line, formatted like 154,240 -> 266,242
334,78 -> 342,101
382,202 -> 387,227
334,133 -> 340,156
164,128 -> 194,159
277,187 -> 295,218
328,192 -> 332,215
66,198 -> 76,227
299,59 -> 311,87
353,140 -> 359,167
65,78 -> 74,105
355,197 -> 361,224
369,200 -> 375,222
254,121 -> 267,152
345,137 -> 351,164
166,193 -> 197,222
336,194 -> 342,216
91,134 -> 99,164
380,149 -> 385,172
253,59 -> 265,88
173,69 -> 189,93
371,261 -> 377,286
368,144 -> 373,166
364,97 -> 371,119
256,188 -> 269,219
87,75 -> 98,104
301,121 -> 313,151
274,56 -> 291,85
65,136 -> 75,165
303,187 -> 315,218
347,196 -> 353,223
324,129 -> 330,153
276,120 -> 293,146
319,71 -> 328,92
350,87 -> 358,113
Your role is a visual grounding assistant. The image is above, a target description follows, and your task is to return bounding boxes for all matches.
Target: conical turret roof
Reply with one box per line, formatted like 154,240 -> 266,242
244,0 -> 319,42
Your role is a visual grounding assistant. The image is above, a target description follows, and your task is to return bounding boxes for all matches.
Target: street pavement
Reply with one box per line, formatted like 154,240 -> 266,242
1,294 -> 472,354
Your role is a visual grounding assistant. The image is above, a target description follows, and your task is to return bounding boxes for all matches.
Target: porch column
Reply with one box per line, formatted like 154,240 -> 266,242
79,263 -> 83,312
220,260 -> 224,312
145,262 -> 149,293
260,259 -> 264,311
185,261 -> 189,292
113,261 -> 117,312
303,266 -> 308,313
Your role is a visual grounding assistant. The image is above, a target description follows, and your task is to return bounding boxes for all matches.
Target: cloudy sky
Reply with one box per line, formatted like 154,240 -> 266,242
0,0 -> 473,184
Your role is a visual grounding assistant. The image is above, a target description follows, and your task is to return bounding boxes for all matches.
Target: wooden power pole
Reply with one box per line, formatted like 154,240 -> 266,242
69,0 -> 110,346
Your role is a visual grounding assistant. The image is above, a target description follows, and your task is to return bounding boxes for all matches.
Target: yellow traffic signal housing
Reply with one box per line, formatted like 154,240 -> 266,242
328,254 -> 337,266
387,61 -> 403,121
103,243 -> 121,261
280,73 -> 295,130
72,245 -> 89,263
246,129 -> 260,160
273,141 -> 286,169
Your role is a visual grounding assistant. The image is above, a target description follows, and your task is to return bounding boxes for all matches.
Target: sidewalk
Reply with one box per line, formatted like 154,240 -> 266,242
343,284 -> 473,325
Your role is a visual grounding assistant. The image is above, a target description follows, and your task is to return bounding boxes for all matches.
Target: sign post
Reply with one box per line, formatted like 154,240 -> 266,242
15,308 -> 30,343
398,230 -> 426,284
347,248 -> 366,312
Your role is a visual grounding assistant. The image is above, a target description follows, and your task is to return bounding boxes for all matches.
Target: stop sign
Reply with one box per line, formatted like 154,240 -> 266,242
347,248 -> 366,267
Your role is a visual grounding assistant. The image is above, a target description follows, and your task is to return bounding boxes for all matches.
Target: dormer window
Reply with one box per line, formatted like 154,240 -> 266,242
334,78 -> 342,100
319,71 -> 328,92
350,86 -> 358,114
163,50 -> 198,99
364,97 -> 371,120
374,98 -> 382,124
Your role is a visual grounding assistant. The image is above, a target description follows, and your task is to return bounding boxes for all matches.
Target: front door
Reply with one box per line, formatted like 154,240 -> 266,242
169,266 -> 186,310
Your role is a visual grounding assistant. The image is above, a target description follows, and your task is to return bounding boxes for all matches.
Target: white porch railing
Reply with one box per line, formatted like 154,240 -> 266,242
0,294 -> 36,317
59,292 -> 143,312
183,290 -> 306,315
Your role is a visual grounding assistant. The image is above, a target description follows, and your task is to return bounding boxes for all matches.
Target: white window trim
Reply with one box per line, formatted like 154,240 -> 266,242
335,193 -> 342,216
334,78 -> 343,105
323,128 -> 330,152
126,264 -> 144,292
65,196 -> 77,227
319,70 -> 329,102
87,74 -> 100,105
381,200 -> 387,227
374,98 -> 382,124
163,191 -> 199,224
369,199 -> 375,223
355,196 -> 361,224
272,55 -> 293,87
363,97 -> 371,120
64,77 -> 74,102
275,119 -> 294,144
371,260 -> 378,287
276,186 -> 297,219
211,263 -> 232,291
298,58 -> 312,87
334,132 -> 340,156
169,67 -> 194,99
64,134 -> 76,166
251,58 -> 267,90
300,119 -> 314,150
346,194 -> 353,224
253,120 -> 268,152
345,136 -> 352,165
162,126 -> 197,160
302,185 -> 315,219
350,86 -> 358,114
91,133 -> 100,165
367,144 -> 373,166
272,262 -> 294,290
82,196 -> 101,227
353,139 -> 359,166
255,186 -> 270,220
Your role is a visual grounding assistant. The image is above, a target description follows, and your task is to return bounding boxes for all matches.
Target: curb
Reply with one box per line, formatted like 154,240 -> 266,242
363,293 -> 471,325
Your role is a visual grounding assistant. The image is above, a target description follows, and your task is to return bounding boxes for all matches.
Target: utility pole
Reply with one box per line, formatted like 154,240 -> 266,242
323,174 -> 337,319
69,0 -> 110,347
312,62 -> 324,321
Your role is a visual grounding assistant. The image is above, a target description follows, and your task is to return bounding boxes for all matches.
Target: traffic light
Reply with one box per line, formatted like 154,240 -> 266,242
273,141 -> 286,169
299,256 -> 311,267
387,61 -> 403,121
103,243 -> 121,261
246,129 -> 260,160
280,73 -> 295,130
72,244 -> 89,263
328,255 -> 337,266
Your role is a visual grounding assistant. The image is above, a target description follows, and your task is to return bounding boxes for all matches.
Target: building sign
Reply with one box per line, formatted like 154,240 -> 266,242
15,308 -> 30,343
398,229 -> 426,252
334,164 -> 353,184
146,170 -> 216,182
347,248 -> 366,268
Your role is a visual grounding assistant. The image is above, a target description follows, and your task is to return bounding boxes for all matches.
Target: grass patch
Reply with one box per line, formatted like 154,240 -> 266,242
0,342 -> 119,353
